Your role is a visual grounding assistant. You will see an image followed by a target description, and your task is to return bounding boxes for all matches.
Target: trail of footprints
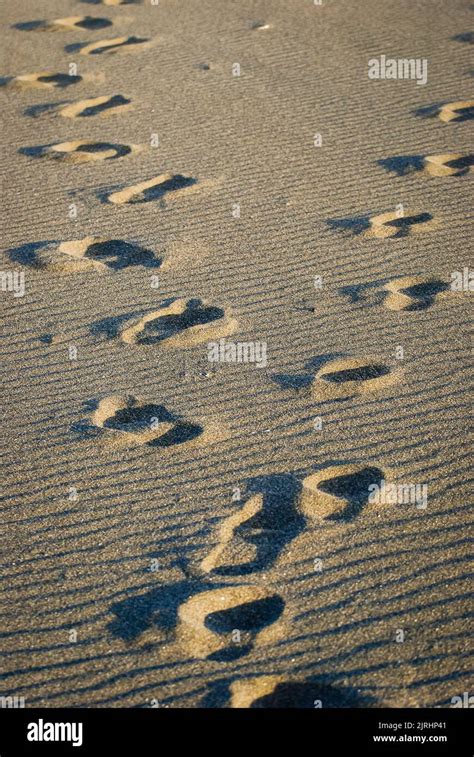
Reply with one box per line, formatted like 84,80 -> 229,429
8,8 -> 472,696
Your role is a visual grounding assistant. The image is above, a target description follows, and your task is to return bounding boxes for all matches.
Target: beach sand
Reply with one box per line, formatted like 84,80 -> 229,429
0,0 -> 472,708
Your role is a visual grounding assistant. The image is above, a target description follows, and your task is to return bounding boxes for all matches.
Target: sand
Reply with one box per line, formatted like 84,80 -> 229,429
0,0 -> 472,708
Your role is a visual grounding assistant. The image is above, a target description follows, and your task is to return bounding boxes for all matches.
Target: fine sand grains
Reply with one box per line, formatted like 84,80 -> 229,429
1,0 -> 472,709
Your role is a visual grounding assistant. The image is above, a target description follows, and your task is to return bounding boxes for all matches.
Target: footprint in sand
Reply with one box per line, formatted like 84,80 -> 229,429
106,173 -> 200,205
439,100 -> 474,123
0,72 -> 82,90
84,395 -> 229,450
14,17 -> 112,32
88,395 -> 204,449
9,237 -> 159,273
226,676 -> 374,708
20,140 -> 141,164
69,36 -> 150,55
298,464 -> 387,521
327,209 -> 438,238
414,100 -> 474,122
27,95 -> 132,119
382,276 -> 451,311
379,153 -> 474,177
178,585 -> 285,661
198,463 -> 388,576
311,357 -> 402,400
200,482 -> 304,577
81,0 -> 141,4
118,298 -> 237,348
366,210 -> 438,238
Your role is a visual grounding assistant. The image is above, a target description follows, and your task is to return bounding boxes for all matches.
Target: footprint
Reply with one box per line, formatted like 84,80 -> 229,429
57,95 -> 131,119
366,210 -> 438,238
72,36 -> 150,55
327,210 -> 438,238
119,298 -> 238,348
383,276 -> 451,311
14,17 -> 112,32
378,153 -> 473,177
90,395 -> 203,449
200,481 -> 304,576
107,173 -> 198,205
423,153 -> 474,176
439,100 -> 474,123
178,586 -> 285,660
312,357 -> 402,399
298,464 -> 386,521
81,0 -> 141,4
1,72 -> 82,90
59,237 -> 159,271
228,676 -> 374,708
9,238 -> 159,273
20,140 -> 141,164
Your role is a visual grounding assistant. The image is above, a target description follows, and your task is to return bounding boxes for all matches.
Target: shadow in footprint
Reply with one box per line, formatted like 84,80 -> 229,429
85,240 -> 160,269
82,0 -> 141,4
441,154 -> 474,173
398,280 -> 450,310
148,422 -> 203,448
103,403 -> 174,434
445,105 -> 474,122
205,595 -> 285,662
203,677 -> 376,708
317,466 -> 384,521
75,142 -> 132,159
212,474 -> 305,576
76,95 -> 130,117
138,175 -> 196,204
137,300 -> 224,345
383,212 -> 433,236
71,17 -> 112,30
252,681 -> 375,708
100,402 -> 202,448
66,36 -> 148,54
39,73 -> 82,87
321,365 -> 390,384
